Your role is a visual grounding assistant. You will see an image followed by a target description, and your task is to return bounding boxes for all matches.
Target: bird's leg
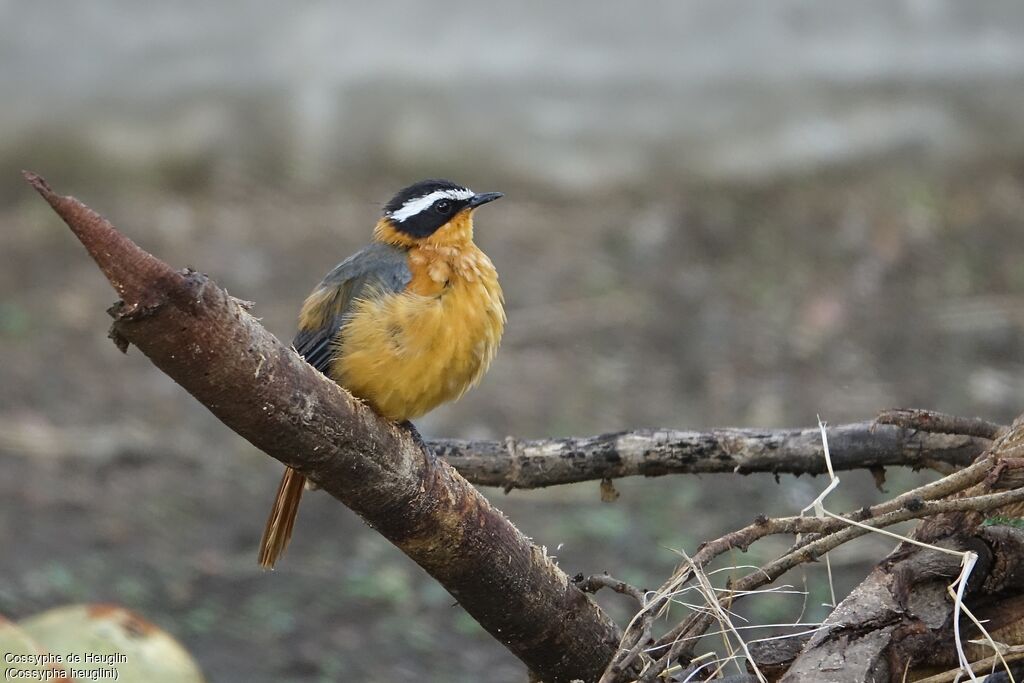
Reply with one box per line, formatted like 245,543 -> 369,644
399,420 -> 430,454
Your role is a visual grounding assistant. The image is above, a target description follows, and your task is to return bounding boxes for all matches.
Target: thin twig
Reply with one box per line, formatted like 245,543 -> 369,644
911,644 -> 1024,683
575,573 -> 647,606
576,574 -> 654,682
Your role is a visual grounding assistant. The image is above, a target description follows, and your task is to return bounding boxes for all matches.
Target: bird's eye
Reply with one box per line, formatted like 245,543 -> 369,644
435,199 -> 452,214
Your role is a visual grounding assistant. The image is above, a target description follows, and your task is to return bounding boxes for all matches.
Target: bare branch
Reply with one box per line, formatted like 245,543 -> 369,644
574,573 -> 647,606
877,407 -> 1006,441
436,422 -> 991,490
0,418 -> 991,490
573,573 -> 655,679
24,172 -> 628,683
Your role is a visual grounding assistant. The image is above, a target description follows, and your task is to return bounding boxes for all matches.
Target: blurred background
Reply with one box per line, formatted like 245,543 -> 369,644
3,1 -> 1024,681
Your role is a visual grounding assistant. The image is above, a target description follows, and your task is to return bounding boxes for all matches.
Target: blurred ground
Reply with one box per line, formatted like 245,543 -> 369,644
3,2 -> 1024,682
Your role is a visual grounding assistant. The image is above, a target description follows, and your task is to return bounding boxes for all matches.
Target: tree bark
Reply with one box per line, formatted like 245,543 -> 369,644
23,172 -> 627,683
437,424 -> 989,490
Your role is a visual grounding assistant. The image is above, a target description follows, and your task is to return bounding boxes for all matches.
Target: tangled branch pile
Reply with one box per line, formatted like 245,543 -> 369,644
583,411 -> 1024,682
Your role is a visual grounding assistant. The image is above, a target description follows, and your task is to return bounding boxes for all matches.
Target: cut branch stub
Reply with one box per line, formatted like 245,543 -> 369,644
25,172 -> 627,683
22,171 -> 182,308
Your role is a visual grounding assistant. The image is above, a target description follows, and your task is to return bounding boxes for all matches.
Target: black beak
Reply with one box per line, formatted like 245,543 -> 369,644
467,192 -> 503,208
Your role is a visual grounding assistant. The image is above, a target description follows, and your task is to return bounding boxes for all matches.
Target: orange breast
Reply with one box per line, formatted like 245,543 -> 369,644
331,243 -> 504,421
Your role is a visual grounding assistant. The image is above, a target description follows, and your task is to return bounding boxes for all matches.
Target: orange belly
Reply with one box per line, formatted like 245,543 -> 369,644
331,267 -> 504,421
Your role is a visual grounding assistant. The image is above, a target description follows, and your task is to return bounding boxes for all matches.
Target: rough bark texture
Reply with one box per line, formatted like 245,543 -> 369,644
437,424 -> 989,489
24,172 -> 627,683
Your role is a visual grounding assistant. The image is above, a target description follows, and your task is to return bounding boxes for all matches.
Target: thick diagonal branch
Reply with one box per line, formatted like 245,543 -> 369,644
23,171 -> 625,683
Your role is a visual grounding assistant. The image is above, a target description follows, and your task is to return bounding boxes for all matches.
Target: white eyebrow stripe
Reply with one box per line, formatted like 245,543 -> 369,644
389,188 -> 474,222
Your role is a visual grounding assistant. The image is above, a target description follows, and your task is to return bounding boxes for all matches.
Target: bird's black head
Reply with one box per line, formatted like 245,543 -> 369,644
382,179 -> 503,239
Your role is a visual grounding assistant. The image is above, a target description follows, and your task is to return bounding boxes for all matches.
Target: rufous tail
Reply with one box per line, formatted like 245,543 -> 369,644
258,466 -> 305,569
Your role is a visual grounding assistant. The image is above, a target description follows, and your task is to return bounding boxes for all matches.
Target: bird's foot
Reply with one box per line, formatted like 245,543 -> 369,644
399,420 -> 430,453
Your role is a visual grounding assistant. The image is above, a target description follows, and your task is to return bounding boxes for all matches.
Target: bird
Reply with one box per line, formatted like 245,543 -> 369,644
258,179 -> 506,569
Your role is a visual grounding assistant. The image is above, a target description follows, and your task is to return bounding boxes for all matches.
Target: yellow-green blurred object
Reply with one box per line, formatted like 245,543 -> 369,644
5,604 -> 204,683
0,616 -> 55,678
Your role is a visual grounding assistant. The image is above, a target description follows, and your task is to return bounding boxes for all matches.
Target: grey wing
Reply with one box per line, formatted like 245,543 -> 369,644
292,242 -> 411,374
